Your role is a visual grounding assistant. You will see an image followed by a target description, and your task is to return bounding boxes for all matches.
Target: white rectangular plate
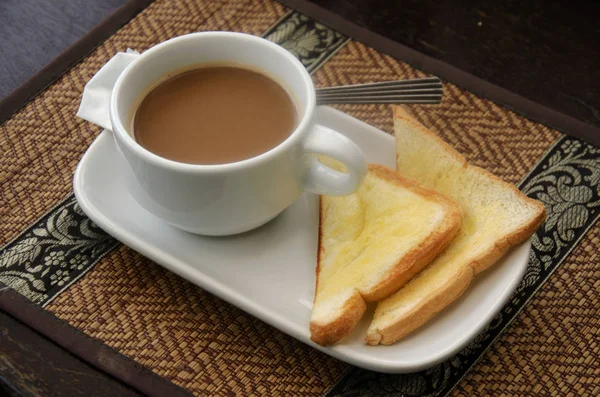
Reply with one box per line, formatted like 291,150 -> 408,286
74,106 -> 529,373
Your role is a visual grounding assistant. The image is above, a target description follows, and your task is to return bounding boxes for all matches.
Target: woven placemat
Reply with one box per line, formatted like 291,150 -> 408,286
1,0 -> 599,395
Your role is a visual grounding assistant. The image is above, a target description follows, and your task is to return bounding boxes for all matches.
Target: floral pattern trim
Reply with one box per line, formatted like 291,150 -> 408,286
264,12 -> 348,72
326,136 -> 600,397
0,196 -> 118,305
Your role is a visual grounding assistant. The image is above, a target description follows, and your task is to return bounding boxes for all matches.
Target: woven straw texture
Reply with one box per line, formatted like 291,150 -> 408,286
452,222 -> 600,397
1,0 -> 598,395
47,244 -> 348,396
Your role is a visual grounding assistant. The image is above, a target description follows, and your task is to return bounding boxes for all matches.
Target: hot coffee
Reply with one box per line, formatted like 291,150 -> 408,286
133,66 -> 296,164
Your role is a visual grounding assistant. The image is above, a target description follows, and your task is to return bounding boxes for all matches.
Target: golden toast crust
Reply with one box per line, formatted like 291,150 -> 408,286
310,289 -> 366,346
311,164 -> 463,346
365,107 -> 546,345
360,165 -> 463,302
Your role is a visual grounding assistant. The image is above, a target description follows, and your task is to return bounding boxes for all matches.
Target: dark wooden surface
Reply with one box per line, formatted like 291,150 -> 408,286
1,283 -> 193,397
2,0 -> 598,131
0,311 -> 144,397
0,0 -> 128,99
310,0 -> 600,129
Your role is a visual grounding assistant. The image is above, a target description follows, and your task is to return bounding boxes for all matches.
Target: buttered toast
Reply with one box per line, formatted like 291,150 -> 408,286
311,164 -> 462,346
366,107 -> 546,345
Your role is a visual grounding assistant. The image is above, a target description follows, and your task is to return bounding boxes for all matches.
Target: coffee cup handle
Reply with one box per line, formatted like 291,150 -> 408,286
302,124 -> 368,196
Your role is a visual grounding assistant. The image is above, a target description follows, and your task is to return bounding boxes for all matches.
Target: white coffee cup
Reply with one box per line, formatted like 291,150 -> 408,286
82,32 -> 367,236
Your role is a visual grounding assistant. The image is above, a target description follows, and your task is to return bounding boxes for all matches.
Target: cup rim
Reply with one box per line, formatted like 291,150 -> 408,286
109,32 -> 315,173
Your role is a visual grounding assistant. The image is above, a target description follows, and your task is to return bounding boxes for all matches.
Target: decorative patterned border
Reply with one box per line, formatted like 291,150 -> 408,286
0,196 -> 118,306
264,11 -> 349,73
325,136 -> 600,396
1,8 -> 600,397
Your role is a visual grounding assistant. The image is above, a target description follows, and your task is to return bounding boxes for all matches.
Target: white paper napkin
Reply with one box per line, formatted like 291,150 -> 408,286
76,49 -> 140,131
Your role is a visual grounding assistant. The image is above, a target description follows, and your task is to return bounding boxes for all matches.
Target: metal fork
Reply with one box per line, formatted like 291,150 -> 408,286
316,77 -> 442,105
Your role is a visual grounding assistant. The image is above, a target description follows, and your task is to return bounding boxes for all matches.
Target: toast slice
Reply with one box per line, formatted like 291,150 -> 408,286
310,163 -> 462,346
366,107 -> 546,345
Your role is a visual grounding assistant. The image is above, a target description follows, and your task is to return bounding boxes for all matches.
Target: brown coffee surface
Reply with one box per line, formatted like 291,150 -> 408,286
133,66 -> 296,164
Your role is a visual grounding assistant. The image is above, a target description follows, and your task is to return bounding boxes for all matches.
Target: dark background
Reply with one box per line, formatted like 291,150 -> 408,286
2,0 -> 598,129
310,0 -> 600,128
0,0 -> 128,98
